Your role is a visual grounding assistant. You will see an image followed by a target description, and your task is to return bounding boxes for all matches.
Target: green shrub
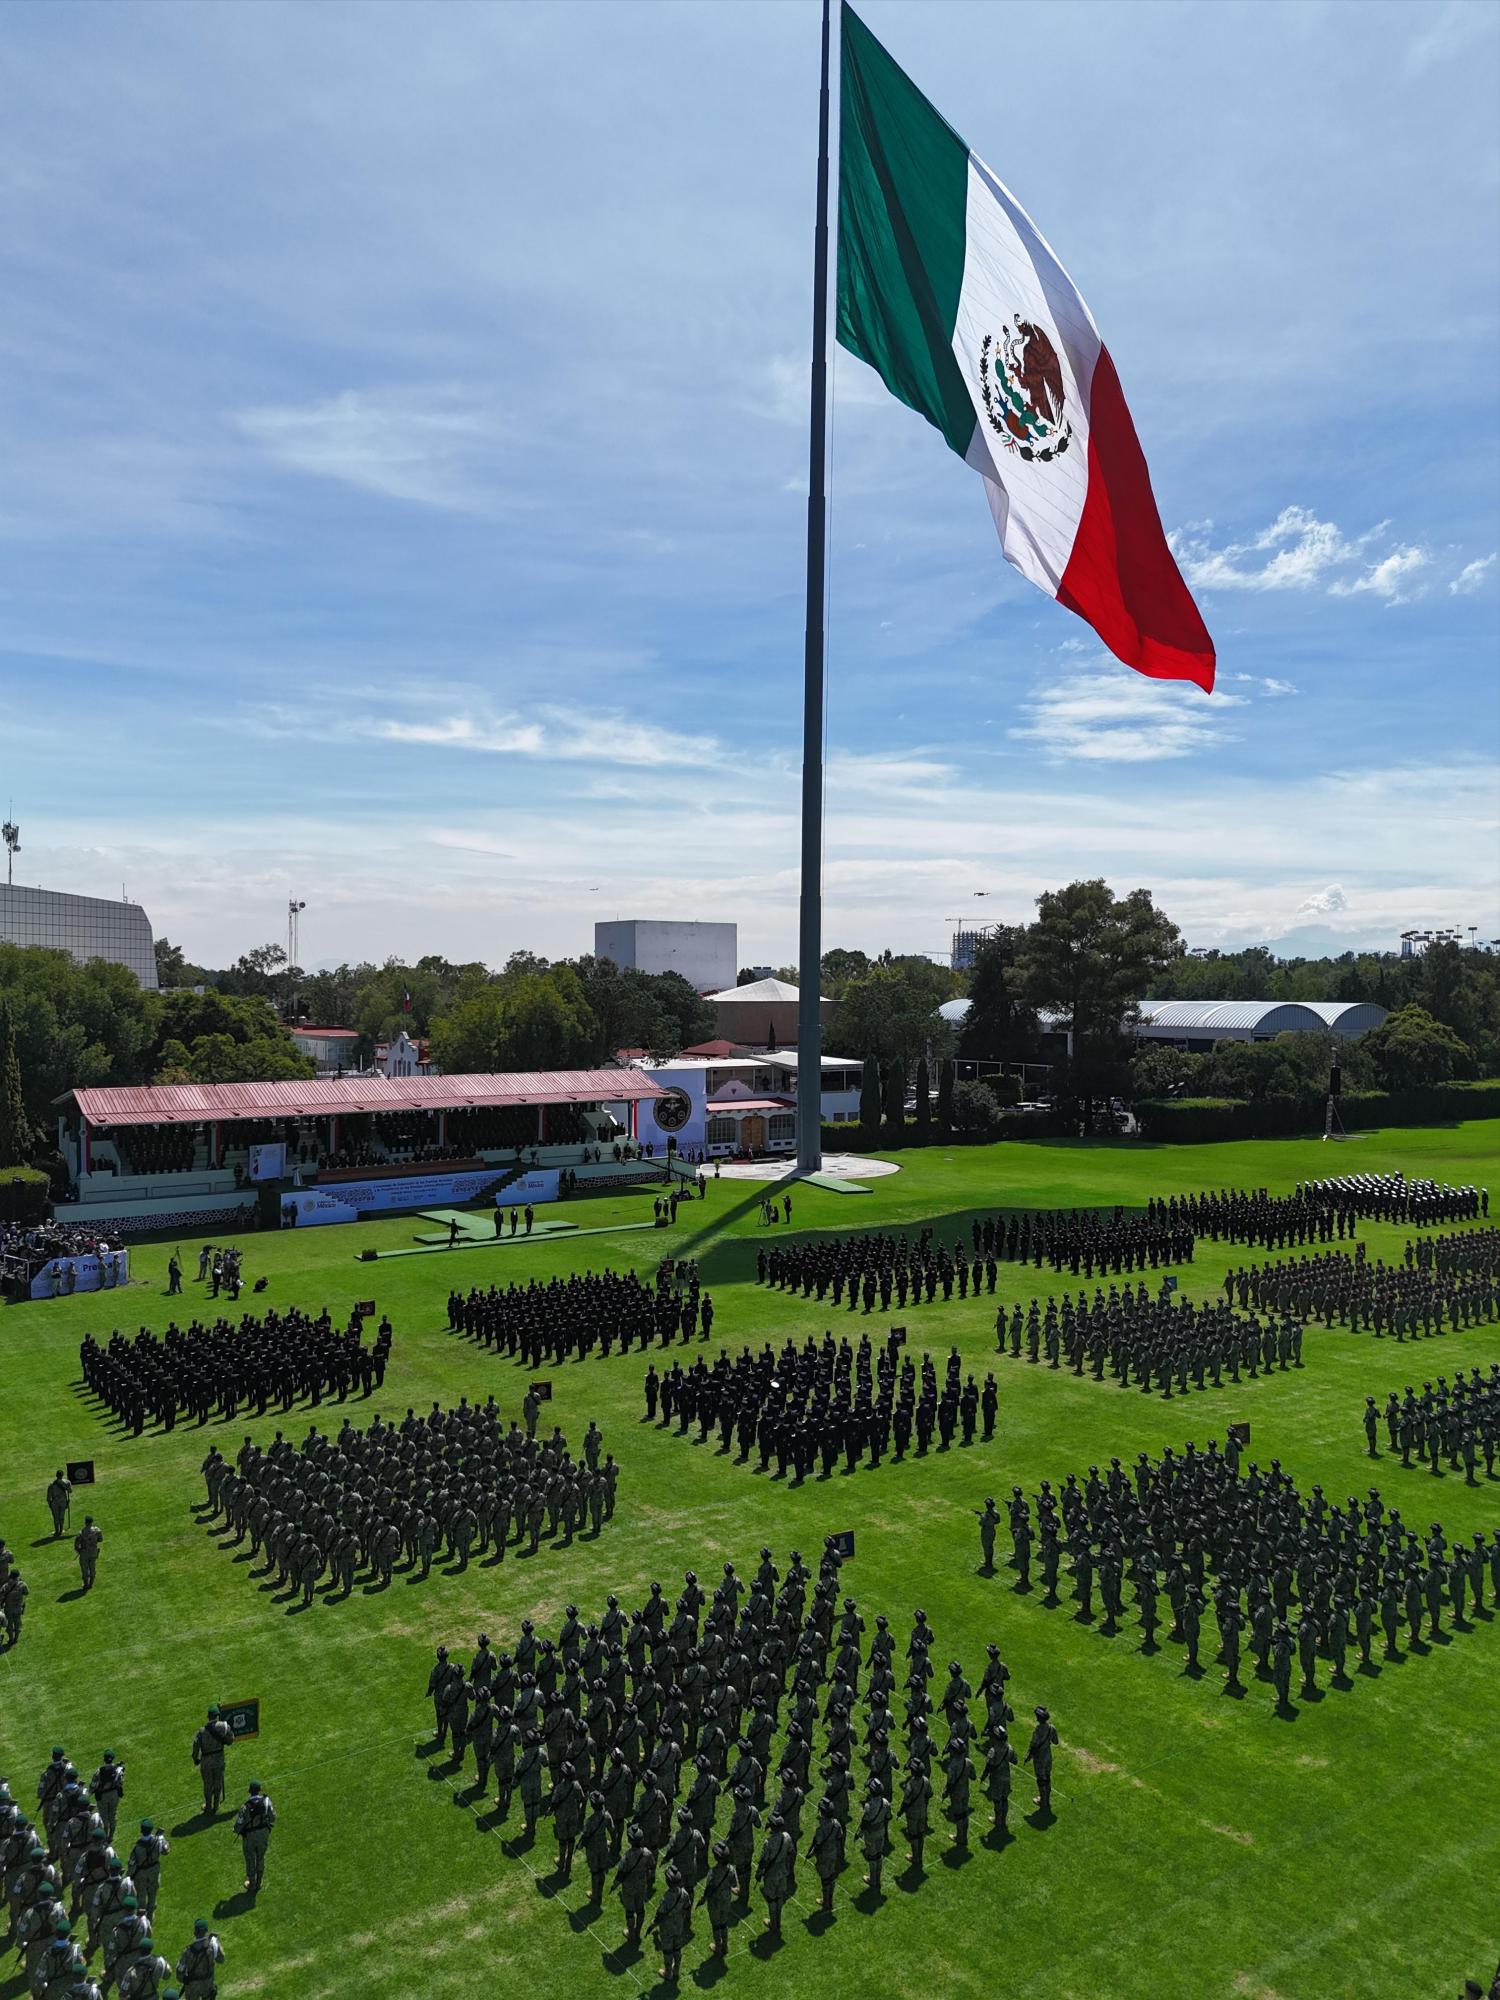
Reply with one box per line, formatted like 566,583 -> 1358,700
0,1165 -> 50,1223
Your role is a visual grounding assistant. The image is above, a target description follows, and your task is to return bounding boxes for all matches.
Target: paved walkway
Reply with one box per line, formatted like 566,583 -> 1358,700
716,1151 -> 901,1183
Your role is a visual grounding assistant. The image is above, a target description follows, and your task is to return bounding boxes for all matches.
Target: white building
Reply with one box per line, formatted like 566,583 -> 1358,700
631,1050 -> 863,1157
594,919 -> 737,995
0,882 -> 158,988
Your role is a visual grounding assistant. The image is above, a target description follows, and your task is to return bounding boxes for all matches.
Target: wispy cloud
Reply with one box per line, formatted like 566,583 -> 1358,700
1171,506 -> 1368,592
1328,545 -> 1428,605
1230,673 -> 1298,697
370,704 -> 724,769
1450,553 -> 1497,597
1407,0 -> 1495,73
1009,668 -> 1242,763
236,387 -> 505,511
1169,508 -> 1486,607
825,750 -> 957,795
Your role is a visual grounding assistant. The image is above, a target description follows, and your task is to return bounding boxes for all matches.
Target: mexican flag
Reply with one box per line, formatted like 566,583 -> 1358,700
837,4 -> 1215,691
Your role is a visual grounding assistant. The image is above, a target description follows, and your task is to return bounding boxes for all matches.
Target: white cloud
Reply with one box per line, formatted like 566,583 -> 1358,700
371,704 -> 723,769
1171,506 -> 1356,591
825,750 -> 957,794
1328,545 -> 1428,605
1450,553 -> 1497,597
236,387 -> 505,510
1231,673 -> 1298,696
1297,883 -> 1349,917
1009,668 -> 1242,763
1171,508 -> 1441,604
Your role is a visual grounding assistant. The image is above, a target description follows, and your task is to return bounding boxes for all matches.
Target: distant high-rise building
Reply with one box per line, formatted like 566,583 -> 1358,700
0,882 -> 158,988
951,925 -> 995,972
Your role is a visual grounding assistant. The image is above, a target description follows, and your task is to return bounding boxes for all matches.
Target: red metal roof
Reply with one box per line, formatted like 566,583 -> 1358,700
706,1096 -> 795,1113
66,1068 -> 665,1129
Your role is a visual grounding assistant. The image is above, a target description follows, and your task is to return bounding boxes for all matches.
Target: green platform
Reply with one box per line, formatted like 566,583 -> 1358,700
364,1216 -> 663,1261
800,1171 -> 872,1193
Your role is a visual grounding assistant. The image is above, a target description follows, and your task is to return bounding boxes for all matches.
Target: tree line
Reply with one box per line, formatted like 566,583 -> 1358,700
3,878 -> 1495,1173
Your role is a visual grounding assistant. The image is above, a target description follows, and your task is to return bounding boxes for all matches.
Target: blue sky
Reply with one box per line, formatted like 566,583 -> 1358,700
1,0 -> 1497,970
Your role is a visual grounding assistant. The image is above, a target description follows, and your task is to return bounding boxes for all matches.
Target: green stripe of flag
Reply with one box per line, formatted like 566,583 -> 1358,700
835,3 -> 974,459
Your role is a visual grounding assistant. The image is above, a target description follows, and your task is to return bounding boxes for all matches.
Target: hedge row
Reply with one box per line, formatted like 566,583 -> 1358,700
821,1110 -> 1071,1151
0,1166 -> 50,1223
1134,1083 -> 1500,1144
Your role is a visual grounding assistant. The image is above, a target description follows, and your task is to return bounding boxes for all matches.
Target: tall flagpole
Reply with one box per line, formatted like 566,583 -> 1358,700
796,0 -> 832,1178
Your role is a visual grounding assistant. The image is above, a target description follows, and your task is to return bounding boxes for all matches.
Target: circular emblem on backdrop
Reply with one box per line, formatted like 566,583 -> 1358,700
979,315 -> 1073,463
652,1088 -> 692,1133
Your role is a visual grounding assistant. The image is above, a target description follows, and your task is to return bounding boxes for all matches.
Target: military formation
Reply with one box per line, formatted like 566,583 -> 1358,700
755,1207 -> 1197,1309
993,1281 -> 1302,1395
198,1400 -> 617,1602
445,1261 -> 714,1363
1368,1366 -> 1500,1478
1223,1243 -> 1498,1337
996,1442 -> 1500,1708
645,1332 -> 999,1476
79,1309 -> 392,1434
1298,1172 -> 1488,1225
1150,1186 -> 1359,1248
1,1743 -> 246,1995
421,1543 -> 1058,1980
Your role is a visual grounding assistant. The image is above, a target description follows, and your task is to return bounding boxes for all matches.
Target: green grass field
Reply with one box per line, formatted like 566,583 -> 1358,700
2,1123 -> 1497,2000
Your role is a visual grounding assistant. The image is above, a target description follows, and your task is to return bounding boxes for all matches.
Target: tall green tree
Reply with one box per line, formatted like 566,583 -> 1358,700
1021,880 -> 1182,1131
859,1054 -> 882,1135
1358,1004 -> 1474,1089
913,1054 -> 931,1134
0,998 -> 31,1166
882,1052 -> 906,1144
833,957 -> 953,1071
936,1053 -> 954,1131
959,926 -> 1037,1062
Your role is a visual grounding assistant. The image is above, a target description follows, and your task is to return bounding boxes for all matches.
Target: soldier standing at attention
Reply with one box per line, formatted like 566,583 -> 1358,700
233,1784 -> 275,1895
648,1864 -> 692,1984
580,1792 -> 614,1908
858,1780 -> 892,1892
700,1839 -> 738,1956
74,1518 -> 103,1592
755,1811 -> 796,1939
47,1472 -> 72,1541
551,1763 -> 585,1880
808,1795 -> 842,1913
614,1821 -> 656,1951
192,1713 -> 233,1815
975,1498 -> 999,1575
1024,1706 -> 1058,1816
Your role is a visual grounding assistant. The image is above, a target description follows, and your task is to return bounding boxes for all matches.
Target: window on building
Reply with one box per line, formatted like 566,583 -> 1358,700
768,1115 -> 795,1143
706,1118 -> 736,1146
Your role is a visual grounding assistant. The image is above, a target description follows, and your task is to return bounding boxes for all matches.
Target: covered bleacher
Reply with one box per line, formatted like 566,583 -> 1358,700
53,1068 -> 670,1236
